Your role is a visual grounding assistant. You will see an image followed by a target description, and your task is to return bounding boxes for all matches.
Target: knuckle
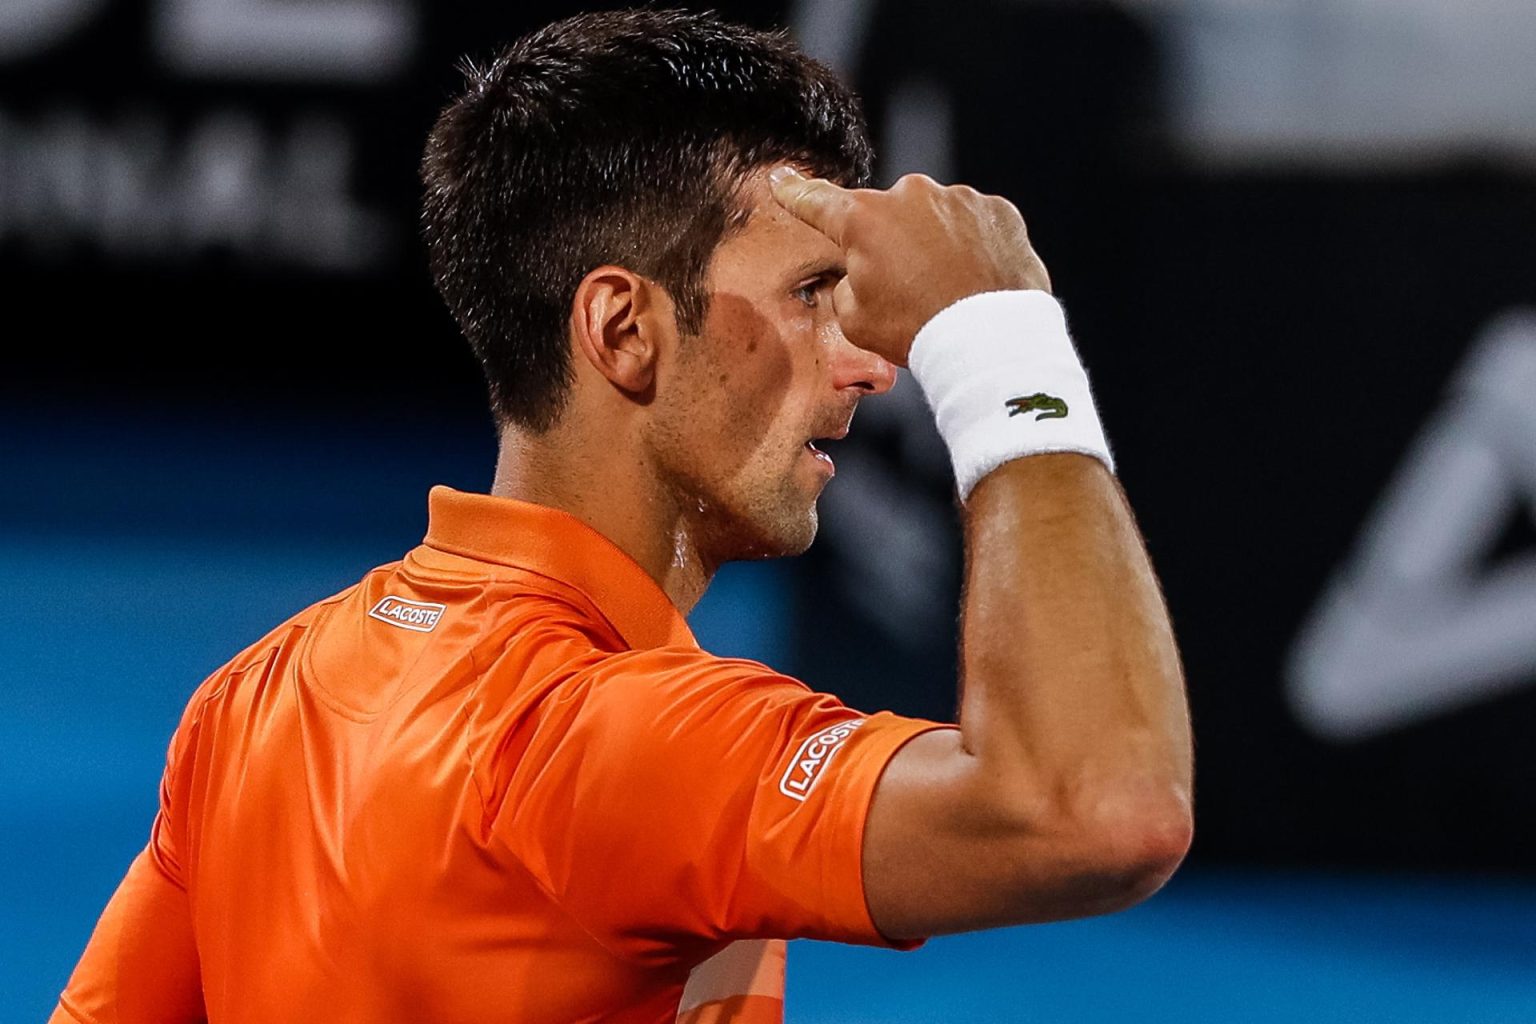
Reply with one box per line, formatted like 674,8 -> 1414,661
797,180 -> 831,207
892,172 -> 936,192
989,194 -> 1026,227
842,199 -> 874,237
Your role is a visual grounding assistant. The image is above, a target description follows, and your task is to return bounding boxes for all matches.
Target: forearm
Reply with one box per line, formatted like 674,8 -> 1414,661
774,167 -> 1193,931
957,453 -> 1193,863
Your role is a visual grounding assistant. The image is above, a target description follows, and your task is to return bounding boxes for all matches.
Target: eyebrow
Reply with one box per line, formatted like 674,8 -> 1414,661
785,257 -> 847,284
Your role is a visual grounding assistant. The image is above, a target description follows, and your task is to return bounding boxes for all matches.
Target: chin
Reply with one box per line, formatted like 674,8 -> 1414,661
773,506 -> 820,557
718,497 -> 820,562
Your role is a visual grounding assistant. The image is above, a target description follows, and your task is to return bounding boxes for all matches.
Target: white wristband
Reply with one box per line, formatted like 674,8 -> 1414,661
907,290 -> 1115,502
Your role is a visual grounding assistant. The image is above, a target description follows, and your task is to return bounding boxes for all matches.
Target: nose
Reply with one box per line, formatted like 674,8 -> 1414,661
829,331 -> 898,396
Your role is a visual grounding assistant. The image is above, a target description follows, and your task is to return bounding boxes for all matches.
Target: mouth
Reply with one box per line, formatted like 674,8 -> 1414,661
803,439 -> 836,471
803,423 -> 849,476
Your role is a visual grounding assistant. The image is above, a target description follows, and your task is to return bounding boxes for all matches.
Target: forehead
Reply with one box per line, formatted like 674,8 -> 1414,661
708,167 -> 843,280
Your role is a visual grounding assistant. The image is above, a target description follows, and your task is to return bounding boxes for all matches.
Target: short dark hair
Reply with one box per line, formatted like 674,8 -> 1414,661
420,8 -> 874,431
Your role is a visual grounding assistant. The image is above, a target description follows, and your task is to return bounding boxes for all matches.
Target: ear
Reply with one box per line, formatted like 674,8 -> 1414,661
569,265 -> 672,396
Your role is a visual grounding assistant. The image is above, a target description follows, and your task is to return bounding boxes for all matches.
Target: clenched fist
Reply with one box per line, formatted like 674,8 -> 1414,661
768,167 -> 1051,367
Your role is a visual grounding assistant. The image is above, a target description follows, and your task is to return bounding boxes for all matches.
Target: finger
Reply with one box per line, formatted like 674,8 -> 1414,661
829,276 -> 864,343
768,167 -> 855,247
830,275 -> 858,325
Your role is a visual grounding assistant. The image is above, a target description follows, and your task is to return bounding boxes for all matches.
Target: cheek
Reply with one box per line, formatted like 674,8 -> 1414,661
710,305 -> 778,375
812,308 -> 847,359
667,294 -> 810,478
701,309 -> 799,410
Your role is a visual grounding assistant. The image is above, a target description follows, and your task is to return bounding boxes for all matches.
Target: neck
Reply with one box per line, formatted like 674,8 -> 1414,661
489,422 -> 717,616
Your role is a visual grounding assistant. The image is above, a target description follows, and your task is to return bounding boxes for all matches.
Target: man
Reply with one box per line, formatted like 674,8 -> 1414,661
53,9 -> 1192,1023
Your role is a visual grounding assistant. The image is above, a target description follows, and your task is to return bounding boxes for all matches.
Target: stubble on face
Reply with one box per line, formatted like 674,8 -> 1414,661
648,314 -> 824,570
644,168 -> 847,570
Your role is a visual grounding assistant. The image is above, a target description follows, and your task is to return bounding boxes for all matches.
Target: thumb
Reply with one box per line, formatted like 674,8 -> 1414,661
769,167 -> 855,248
830,275 -> 859,329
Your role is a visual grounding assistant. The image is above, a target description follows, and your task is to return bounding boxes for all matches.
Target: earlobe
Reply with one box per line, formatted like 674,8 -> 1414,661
571,266 -> 661,397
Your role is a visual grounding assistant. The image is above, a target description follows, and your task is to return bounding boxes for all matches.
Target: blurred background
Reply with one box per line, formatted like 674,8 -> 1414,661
4,0 -> 1535,1019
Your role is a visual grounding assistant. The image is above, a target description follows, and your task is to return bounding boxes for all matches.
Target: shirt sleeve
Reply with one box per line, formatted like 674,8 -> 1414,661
52,847 -> 204,1024
54,712 -> 204,1022
484,646 -> 956,963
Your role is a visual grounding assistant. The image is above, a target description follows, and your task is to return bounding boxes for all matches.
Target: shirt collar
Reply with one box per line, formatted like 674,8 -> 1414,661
421,485 -> 698,651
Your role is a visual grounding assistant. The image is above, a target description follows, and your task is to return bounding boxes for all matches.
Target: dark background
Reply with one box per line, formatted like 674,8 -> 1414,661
5,1 -> 1536,1017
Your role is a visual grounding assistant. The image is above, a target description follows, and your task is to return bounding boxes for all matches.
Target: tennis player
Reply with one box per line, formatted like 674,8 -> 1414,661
52,9 -> 1192,1022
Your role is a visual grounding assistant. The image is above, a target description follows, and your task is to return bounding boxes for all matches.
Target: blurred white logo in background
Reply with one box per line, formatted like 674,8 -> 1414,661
1129,0 -> 1536,168
793,0 -> 963,653
0,109 -> 389,268
0,0 -> 414,269
155,0 -> 413,81
816,373 -> 957,651
800,0 -> 1536,170
1287,312 -> 1536,739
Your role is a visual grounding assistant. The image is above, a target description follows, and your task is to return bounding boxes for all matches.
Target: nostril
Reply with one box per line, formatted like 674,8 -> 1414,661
834,348 -> 897,394
868,357 -> 898,394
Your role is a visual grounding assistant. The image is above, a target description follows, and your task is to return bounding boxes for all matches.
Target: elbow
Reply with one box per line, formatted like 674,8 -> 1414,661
1072,791 -> 1194,912
992,787 -> 1194,922
1095,800 -> 1194,907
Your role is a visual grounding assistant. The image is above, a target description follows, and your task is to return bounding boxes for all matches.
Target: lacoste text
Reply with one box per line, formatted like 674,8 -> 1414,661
368,596 -> 446,633
779,719 -> 865,801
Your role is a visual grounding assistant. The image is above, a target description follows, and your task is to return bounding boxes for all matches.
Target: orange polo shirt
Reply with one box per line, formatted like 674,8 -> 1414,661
54,487 -> 951,1023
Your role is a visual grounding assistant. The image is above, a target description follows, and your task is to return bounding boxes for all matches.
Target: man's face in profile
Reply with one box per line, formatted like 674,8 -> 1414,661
644,165 -> 897,564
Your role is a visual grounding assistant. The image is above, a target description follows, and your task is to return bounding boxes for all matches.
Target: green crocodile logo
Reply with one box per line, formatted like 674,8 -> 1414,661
1005,392 -> 1069,421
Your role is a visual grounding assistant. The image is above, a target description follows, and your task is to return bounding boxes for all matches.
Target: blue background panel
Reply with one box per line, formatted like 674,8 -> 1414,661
5,408 -> 1534,1021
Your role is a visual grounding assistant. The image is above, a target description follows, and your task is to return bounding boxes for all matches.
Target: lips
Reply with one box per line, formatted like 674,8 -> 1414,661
803,406 -> 856,475
805,410 -> 853,449
804,438 -> 835,456
803,439 -> 836,475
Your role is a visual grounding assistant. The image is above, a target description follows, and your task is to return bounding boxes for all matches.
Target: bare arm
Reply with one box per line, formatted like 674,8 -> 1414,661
864,454 -> 1192,938
771,168 -> 1193,940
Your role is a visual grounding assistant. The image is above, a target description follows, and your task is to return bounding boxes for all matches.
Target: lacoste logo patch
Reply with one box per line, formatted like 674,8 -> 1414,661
1005,392 -> 1069,420
367,596 -> 446,633
779,719 -> 865,802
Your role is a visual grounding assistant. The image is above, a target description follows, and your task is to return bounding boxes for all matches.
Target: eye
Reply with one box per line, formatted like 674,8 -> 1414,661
793,281 -> 821,308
